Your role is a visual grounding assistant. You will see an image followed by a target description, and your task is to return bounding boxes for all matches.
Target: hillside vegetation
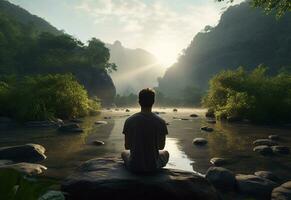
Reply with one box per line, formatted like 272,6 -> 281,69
158,2 -> 291,104
203,66 -> 291,123
0,0 -> 116,103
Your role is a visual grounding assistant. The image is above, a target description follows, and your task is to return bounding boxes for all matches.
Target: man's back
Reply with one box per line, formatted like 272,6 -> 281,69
123,112 -> 168,172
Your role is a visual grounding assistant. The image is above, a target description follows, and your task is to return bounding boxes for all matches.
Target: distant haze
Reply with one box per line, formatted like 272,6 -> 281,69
106,41 -> 164,95
9,0 -> 243,67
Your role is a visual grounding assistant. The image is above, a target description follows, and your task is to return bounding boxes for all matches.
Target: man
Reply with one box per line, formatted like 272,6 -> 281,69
121,88 -> 169,172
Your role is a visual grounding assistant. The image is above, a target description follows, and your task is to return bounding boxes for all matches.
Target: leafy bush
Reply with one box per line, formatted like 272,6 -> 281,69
203,66 -> 291,123
0,74 -> 100,121
0,168 -> 61,200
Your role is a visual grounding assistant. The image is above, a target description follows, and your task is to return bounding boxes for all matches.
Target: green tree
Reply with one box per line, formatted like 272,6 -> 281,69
203,66 -> 291,123
0,74 -> 100,121
218,0 -> 291,17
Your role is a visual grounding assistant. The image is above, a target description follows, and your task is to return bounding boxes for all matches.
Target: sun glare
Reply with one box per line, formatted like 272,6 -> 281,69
148,43 -> 179,69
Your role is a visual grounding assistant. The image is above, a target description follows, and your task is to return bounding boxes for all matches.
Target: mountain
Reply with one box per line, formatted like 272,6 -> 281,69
158,1 -> 291,99
106,41 -> 164,95
0,0 -> 116,103
0,0 -> 60,35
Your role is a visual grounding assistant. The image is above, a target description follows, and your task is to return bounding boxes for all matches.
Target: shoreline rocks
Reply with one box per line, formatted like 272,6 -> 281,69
61,157 -> 221,200
0,144 -> 46,162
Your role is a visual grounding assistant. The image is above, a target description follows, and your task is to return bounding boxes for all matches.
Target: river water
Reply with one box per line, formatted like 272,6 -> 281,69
0,108 -> 290,181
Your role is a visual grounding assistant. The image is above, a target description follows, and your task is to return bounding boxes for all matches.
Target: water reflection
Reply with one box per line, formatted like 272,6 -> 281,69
165,138 -> 193,172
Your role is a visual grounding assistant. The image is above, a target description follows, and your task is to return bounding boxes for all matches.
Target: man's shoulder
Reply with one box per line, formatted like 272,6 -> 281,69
151,113 -> 166,124
125,112 -> 165,124
125,112 -> 142,122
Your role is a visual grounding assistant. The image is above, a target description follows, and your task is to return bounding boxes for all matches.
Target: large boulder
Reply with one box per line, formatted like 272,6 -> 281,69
236,174 -> 278,199
205,167 -> 236,191
272,181 -> 291,200
62,158 -> 221,200
0,144 -> 46,162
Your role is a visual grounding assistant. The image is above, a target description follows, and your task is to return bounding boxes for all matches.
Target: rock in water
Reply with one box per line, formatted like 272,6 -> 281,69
272,181 -> 291,200
0,144 -> 46,162
95,121 -> 108,125
236,174 -> 278,199
92,140 -> 105,146
268,135 -> 279,140
253,145 -> 273,155
125,109 -> 130,112
173,108 -> 178,112
0,162 -> 47,175
272,146 -> 290,154
253,139 -> 278,146
58,123 -> 83,133
62,158 -> 220,200
201,126 -> 214,132
210,158 -> 229,166
193,138 -> 208,145
254,171 -> 280,182
205,167 -> 236,191
190,114 -> 198,117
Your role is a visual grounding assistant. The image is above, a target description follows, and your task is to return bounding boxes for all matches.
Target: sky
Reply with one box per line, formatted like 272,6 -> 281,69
10,0 -> 243,67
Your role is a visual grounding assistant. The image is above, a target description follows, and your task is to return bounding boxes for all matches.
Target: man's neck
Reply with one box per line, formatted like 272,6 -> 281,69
141,107 -> 152,113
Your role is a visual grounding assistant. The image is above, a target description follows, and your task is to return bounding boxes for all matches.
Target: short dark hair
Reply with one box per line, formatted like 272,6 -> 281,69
139,88 -> 155,107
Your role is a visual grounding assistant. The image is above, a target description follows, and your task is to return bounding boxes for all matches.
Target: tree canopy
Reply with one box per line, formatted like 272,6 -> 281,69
203,66 -> 291,123
218,0 -> 291,17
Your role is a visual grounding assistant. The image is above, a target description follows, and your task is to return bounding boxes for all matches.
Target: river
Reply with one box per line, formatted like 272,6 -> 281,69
0,108 -> 290,181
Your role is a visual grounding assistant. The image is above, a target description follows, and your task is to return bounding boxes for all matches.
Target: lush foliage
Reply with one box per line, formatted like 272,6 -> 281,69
203,66 -> 291,123
0,7 -> 116,101
0,168 -> 61,200
158,2 -> 291,100
218,0 -> 291,17
0,74 -> 100,121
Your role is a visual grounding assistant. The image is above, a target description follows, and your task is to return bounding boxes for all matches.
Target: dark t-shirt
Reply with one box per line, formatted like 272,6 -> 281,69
122,112 -> 168,171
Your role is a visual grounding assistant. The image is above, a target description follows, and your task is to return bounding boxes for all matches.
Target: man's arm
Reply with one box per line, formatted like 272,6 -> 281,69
158,121 -> 168,150
124,133 -> 130,150
123,119 -> 130,150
